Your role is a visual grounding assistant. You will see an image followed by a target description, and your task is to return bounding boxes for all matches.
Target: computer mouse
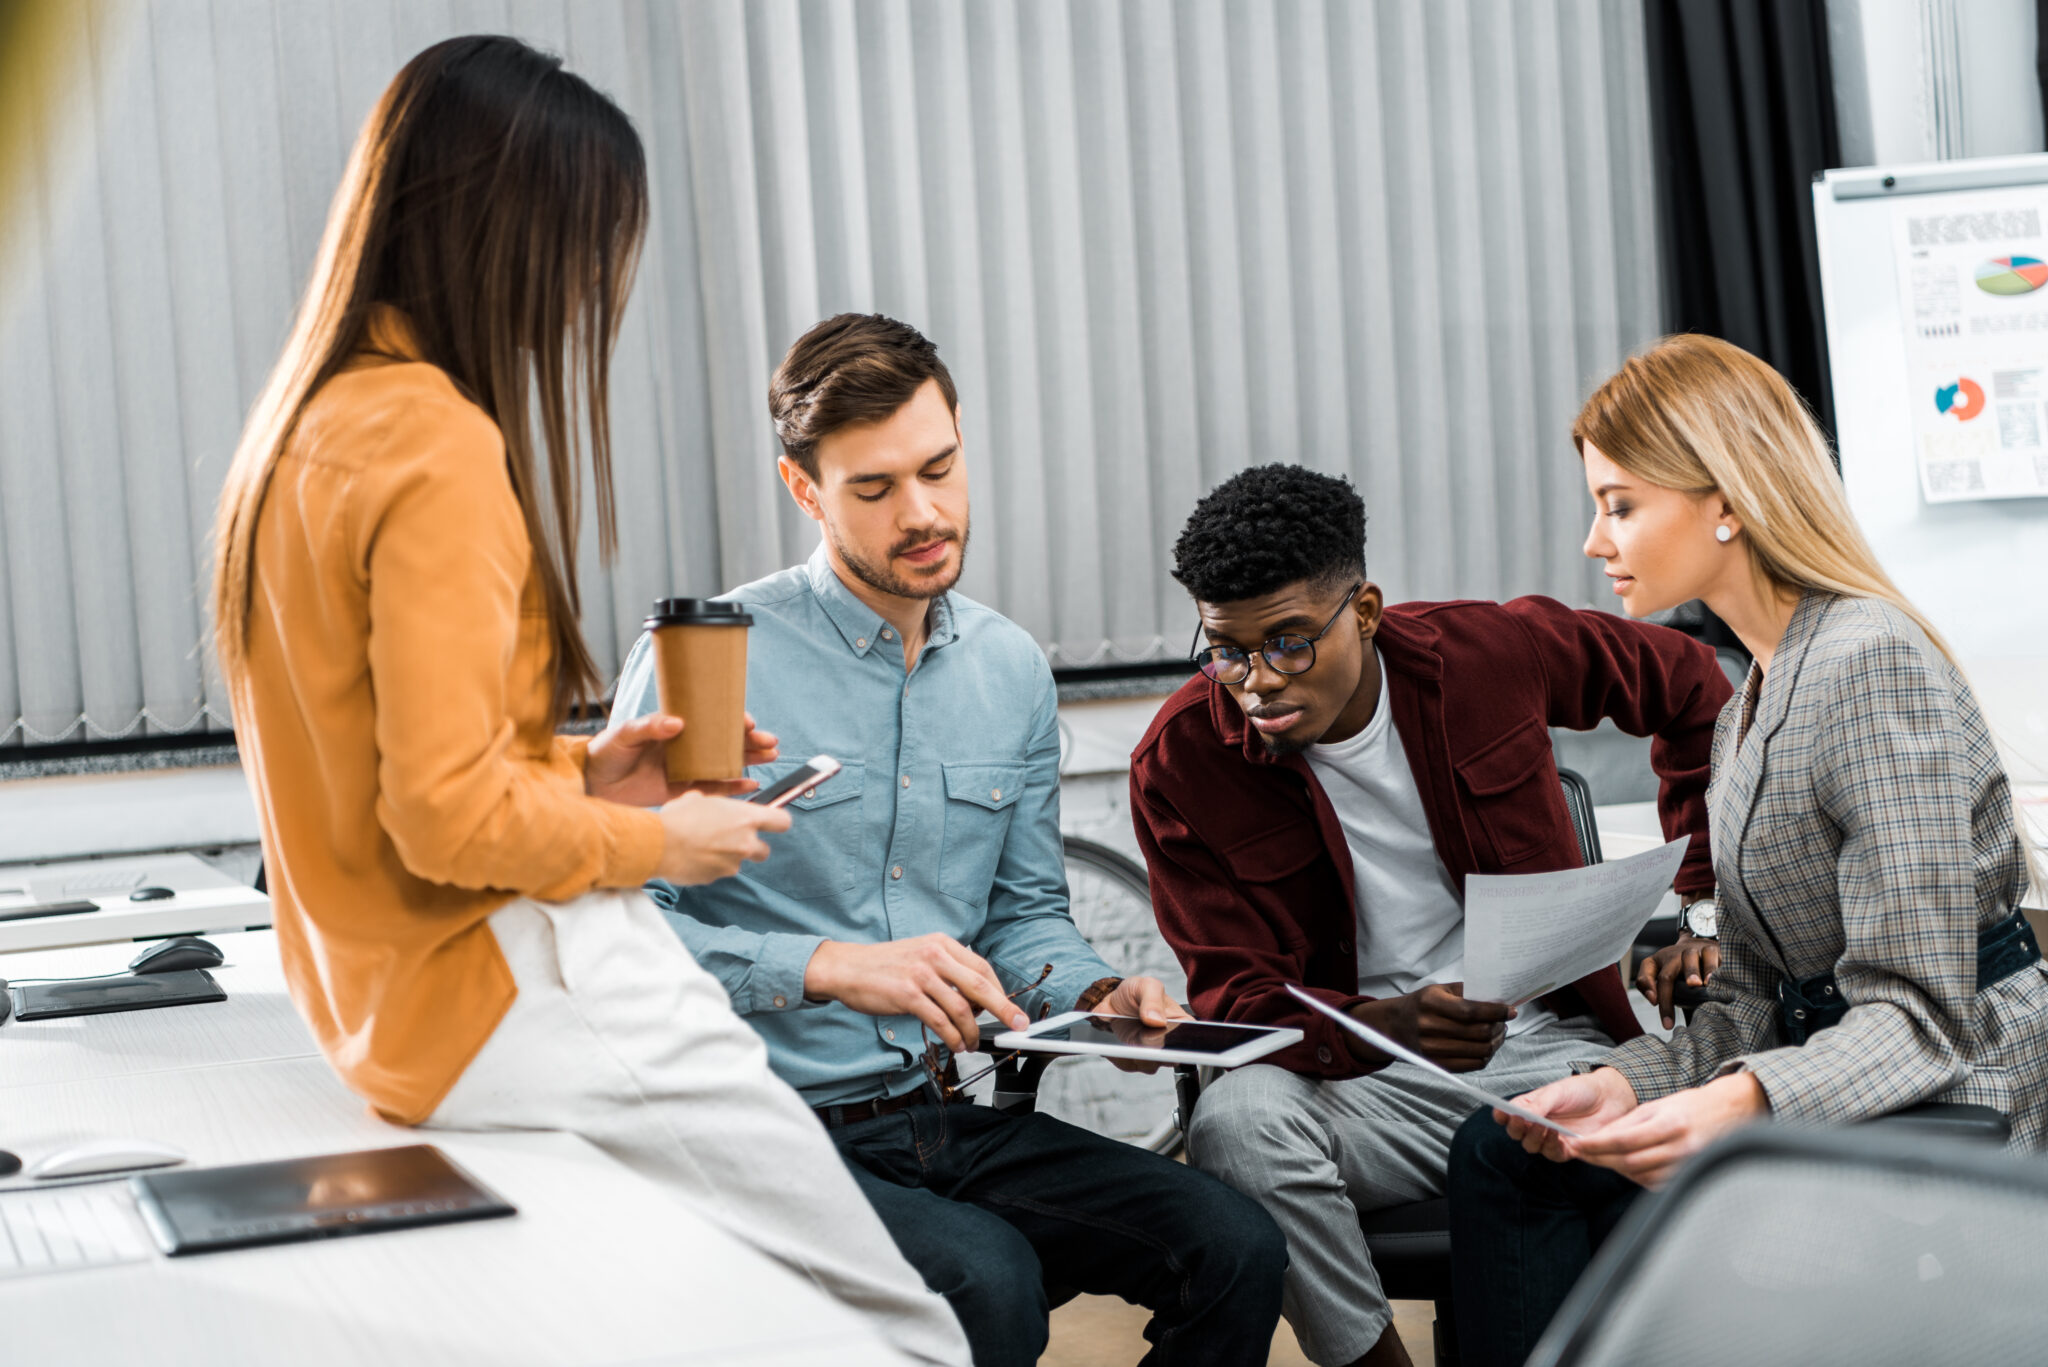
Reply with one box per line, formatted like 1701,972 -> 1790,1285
30,1138 -> 186,1180
128,885 -> 175,902
0,1149 -> 20,1177
127,936 -> 224,974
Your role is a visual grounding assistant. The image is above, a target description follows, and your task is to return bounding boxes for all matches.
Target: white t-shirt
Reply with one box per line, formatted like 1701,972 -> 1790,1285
1305,653 -> 1555,1037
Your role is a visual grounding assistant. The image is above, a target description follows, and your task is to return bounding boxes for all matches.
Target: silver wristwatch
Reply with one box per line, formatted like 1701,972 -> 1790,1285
1680,896 -> 1720,940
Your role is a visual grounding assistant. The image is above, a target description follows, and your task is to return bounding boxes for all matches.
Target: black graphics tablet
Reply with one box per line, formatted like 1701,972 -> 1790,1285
131,1144 -> 516,1256
9,969 -> 225,1021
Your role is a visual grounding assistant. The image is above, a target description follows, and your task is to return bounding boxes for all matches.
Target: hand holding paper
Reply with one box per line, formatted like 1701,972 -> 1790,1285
1284,985 -> 1584,1140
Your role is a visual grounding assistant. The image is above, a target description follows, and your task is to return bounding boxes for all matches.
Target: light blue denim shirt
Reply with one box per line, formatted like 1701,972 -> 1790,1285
609,544 -> 1119,1107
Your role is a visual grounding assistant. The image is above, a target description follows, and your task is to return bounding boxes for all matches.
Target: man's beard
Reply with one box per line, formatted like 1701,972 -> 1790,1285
829,517 -> 971,601
1248,704 -> 1317,757
1257,729 -> 1314,758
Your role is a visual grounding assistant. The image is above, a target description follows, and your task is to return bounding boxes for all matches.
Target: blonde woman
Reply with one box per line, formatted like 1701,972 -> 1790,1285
1444,333 -> 2048,1366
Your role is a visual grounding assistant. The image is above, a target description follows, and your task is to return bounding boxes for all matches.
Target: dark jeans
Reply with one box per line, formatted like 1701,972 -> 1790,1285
1446,1108 -> 1643,1367
831,1099 -> 1287,1367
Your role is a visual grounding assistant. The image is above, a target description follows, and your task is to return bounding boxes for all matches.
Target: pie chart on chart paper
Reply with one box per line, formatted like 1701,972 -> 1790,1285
1935,377 -> 1986,420
1974,255 -> 2048,295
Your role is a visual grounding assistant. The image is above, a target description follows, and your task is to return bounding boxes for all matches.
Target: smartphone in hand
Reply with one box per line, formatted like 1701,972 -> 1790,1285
747,756 -> 843,808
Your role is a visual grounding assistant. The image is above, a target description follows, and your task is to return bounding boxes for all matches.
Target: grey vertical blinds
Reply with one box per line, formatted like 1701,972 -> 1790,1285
0,0 -> 1661,746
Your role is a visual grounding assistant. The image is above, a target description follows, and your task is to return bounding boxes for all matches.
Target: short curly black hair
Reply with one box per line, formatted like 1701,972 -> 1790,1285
1171,464 -> 1366,603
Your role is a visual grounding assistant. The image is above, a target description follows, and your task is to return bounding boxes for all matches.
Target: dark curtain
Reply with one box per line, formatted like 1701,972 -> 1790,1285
2038,0 -> 2048,138
1644,0 -> 1841,441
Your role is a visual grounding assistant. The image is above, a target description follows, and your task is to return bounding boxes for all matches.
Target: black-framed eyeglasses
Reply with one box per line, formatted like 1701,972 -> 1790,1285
919,962 -> 1056,1101
1188,582 -> 1362,685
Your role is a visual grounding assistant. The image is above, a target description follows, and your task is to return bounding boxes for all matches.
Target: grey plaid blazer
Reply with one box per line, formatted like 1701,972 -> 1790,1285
1605,591 -> 2048,1149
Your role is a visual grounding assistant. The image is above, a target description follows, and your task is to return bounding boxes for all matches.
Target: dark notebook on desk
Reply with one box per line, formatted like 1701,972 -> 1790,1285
131,1144 -> 516,1256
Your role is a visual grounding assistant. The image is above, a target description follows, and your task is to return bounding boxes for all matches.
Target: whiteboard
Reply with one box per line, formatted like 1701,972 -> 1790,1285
1814,156 -> 2048,782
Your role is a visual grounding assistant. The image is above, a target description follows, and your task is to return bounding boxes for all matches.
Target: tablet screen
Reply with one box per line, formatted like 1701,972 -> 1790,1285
133,1144 -> 515,1255
1031,1016 -> 1284,1056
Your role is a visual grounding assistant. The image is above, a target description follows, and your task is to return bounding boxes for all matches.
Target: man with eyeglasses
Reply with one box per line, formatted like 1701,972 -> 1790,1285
609,315 -> 1286,1367
1128,463 -> 1729,1367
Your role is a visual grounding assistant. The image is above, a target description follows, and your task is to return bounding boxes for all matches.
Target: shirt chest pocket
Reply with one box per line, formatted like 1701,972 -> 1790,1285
746,761 -> 867,901
938,762 -> 1029,907
1454,719 -> 1561,867
1216,820 -> 1333,952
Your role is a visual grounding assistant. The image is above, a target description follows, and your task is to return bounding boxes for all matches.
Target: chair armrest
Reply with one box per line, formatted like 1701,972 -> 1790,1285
1173,1063 -> 1203,1136
990,1052 -> 1057,1115
1860,1101 -> 2010,1145
1667,982 -> 1711,1011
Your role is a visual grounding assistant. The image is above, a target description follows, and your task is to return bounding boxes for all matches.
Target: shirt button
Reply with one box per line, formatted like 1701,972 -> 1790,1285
885,1028 -> 897,1041
1317,1046 -> 1333,1065
991,788 -> 1002,801
772,995 -> 787,1009
891,866 -> 904,880
900,775 -> 911,789
856,638 -> 868,649
1338,940 -> 1352,953
882,628 -> 895,640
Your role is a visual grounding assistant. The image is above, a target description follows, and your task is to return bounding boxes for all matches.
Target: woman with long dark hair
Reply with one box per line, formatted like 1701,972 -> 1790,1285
1446,334 -> 2048,1365
212,37 -> 964,1363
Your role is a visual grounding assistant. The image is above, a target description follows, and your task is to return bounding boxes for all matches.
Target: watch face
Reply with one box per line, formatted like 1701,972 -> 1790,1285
1687,900 -> 1719,937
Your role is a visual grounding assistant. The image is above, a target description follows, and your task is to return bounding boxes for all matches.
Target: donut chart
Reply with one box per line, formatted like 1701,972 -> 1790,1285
1935,377 -> 1986,420
1974,255 -> 2048,295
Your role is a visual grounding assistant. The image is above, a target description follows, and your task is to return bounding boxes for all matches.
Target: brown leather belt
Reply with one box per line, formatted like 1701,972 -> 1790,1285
813,1063 -> 960,1130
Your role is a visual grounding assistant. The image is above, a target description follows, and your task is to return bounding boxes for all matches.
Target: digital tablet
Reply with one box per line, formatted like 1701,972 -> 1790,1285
9,969 -> 225,1021
131,1144 -> 516,1256
988,1012 -> 1302,1068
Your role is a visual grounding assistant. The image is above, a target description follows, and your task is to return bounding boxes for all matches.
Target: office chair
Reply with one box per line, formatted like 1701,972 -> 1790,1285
1525,1124 -> 2048,1367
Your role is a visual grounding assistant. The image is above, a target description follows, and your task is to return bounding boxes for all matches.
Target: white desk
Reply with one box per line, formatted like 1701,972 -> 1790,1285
1,931 -> 315,1088
1,1059 -> 897,1364
0,852 -> 271,953
0,939 -> 904,1365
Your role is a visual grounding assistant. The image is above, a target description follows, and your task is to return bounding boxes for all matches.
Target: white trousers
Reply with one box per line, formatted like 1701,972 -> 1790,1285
423,891 -> 968,1367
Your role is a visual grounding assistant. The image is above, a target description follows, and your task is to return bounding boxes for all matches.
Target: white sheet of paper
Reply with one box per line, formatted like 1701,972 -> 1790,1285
1460,836 -> 1690,1008
1283,985 -> 1583,1139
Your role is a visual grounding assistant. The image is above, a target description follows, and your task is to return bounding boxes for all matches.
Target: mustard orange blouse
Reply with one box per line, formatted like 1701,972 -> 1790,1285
230,307 -> 663,1123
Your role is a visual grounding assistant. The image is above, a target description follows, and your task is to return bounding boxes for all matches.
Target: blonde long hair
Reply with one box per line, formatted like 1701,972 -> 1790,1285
1580,335 -> 2045,895
1574,333 -> 1955,663
211,36 -> 646,720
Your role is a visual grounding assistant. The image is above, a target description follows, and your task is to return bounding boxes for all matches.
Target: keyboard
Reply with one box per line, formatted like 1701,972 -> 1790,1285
0,1183 -> 154,1278
26,869 -> 145,902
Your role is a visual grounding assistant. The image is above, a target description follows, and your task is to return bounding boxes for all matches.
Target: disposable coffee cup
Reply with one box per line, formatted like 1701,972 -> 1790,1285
645,598 -> 755,784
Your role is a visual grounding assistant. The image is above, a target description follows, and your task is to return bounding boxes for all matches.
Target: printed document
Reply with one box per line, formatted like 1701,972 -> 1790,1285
1461,836 -> 1689,1008
1284,985 -> 1583,1138
1891,192 -> 2048,502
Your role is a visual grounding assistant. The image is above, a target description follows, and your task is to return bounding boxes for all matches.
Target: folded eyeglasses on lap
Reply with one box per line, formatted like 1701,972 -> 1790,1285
1188,582 -> 1362,685
920,962 -> 1056,1102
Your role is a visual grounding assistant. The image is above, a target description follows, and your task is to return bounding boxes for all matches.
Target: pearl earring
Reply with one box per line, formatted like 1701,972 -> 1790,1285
1715,526 -> 1733,544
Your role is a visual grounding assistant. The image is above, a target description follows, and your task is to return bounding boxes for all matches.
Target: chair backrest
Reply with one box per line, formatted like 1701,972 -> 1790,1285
1557,766 -> 1602,867
1715,645 -> 1750,692
1528,1126 -> 2048,1367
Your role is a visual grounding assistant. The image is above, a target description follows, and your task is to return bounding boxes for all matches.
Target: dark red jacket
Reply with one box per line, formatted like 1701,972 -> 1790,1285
1129,596 -> 1730,1078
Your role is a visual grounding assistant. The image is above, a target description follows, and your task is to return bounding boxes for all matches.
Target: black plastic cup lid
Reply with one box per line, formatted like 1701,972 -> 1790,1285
645,597 -> 753,628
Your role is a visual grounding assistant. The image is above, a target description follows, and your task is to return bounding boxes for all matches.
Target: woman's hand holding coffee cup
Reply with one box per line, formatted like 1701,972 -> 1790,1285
587,712 -> 780,806
654,790 -> 791,885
